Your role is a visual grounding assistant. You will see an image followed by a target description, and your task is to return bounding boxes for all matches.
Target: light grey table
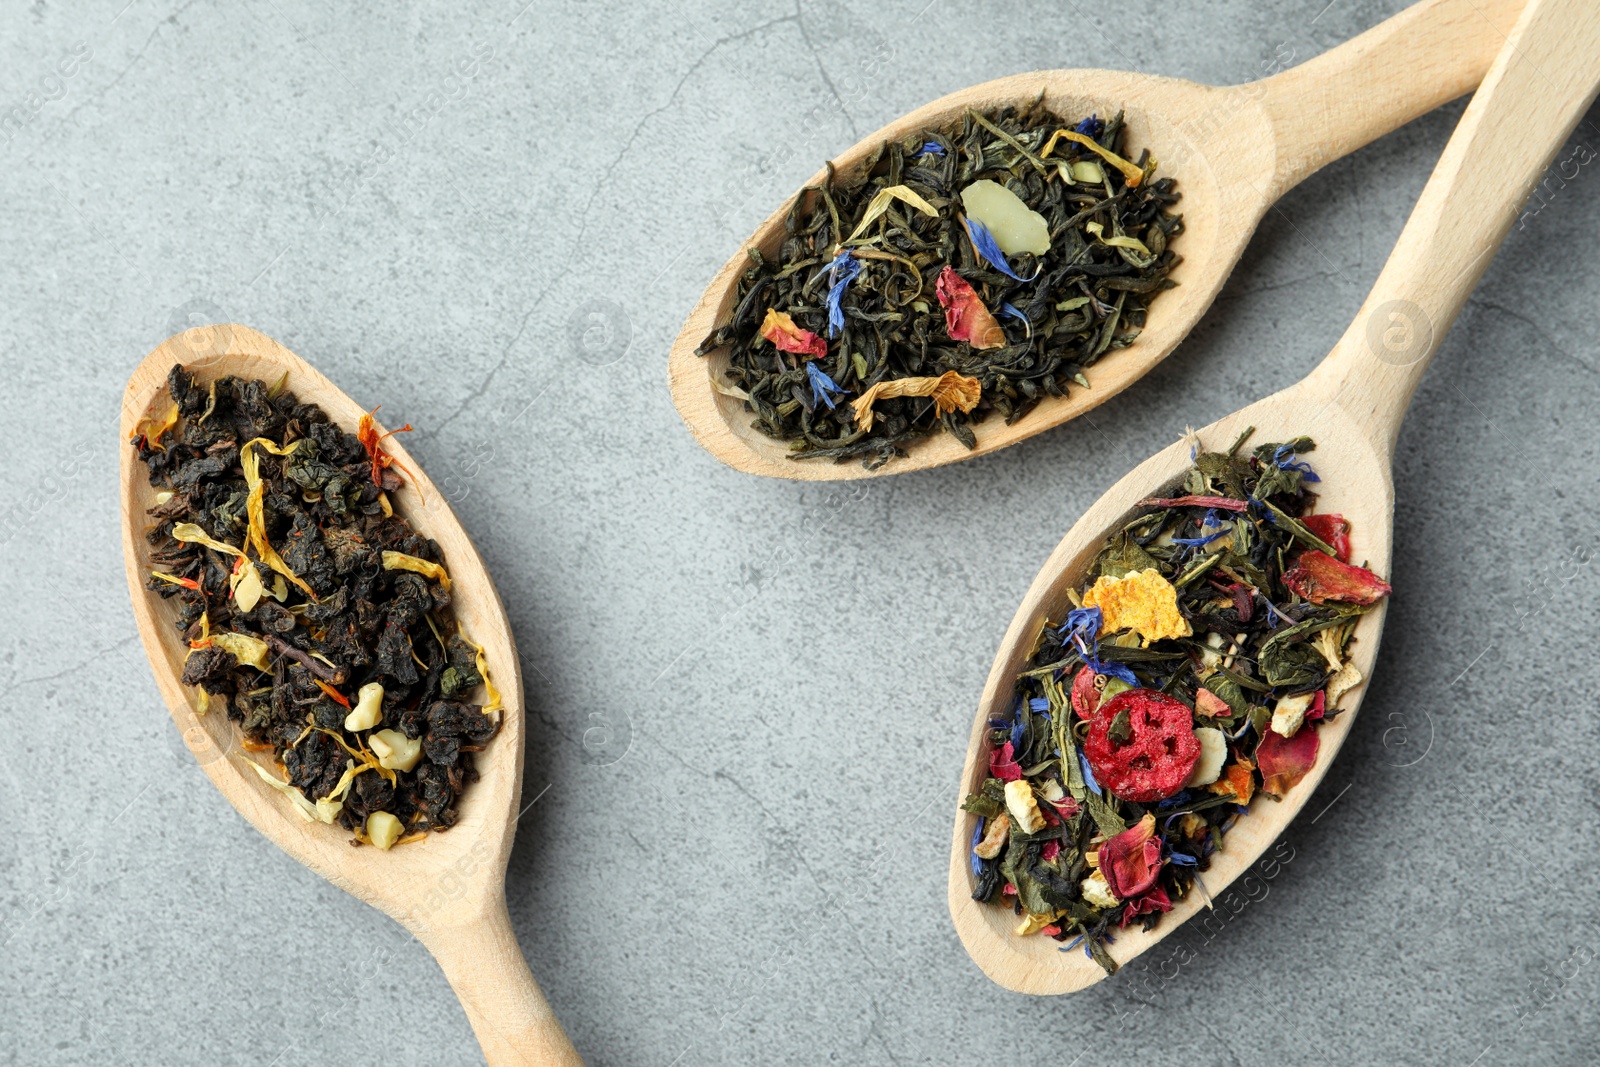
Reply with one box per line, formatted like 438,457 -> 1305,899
3,2 -> 1597,1064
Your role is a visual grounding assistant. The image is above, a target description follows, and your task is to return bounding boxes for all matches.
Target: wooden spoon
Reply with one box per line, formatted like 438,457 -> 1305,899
947,0 -> 1600,993
120,325 -> 583,1065
669,0 -> 1524,480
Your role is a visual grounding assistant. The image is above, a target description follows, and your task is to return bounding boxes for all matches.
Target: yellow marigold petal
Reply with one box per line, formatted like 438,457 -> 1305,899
381,550 -> 451,592
851,371 -> 981,432
1082,567 -> 1192,643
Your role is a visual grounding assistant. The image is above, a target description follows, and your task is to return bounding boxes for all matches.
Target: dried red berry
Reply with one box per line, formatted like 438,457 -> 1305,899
1083,689 -> 1200,802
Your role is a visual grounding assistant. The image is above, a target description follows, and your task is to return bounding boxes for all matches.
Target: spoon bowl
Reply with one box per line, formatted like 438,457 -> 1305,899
668,0 -> 1518,480
946,387 -> 1391,994
121,325 -> 581,1065
947,0 -> 1600,992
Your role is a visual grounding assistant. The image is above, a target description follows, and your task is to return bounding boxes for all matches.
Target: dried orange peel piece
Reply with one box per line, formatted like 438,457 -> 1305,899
1082,568 -> 1192,644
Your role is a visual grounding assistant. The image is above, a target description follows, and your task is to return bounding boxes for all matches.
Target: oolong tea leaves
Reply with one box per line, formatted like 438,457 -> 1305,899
131,365 -> 500,849
697,103 -> 1182,469
963,432 -> 1390,973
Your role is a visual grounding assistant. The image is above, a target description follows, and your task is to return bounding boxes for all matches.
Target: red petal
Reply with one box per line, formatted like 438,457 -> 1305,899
935,266 -> 1005,349
1257,723 -> 1319,795
989,740 -> 1022,782
758,308 -> 828,358
1301,513 -> 1351,561
1283,550 -> 1392,605
1139,495 -> 1249,512
1306,689 -> 1327,722
1194,688 -> 1232,718
1041,840 -> 1061,862
1119,884 -> 1172,927
1099,814 -> 1162,900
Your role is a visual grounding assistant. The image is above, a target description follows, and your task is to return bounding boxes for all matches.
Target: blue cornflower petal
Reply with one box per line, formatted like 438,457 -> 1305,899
1272,442 -> 1321,482
1079,750 -> 1102,796
1029,697 -> 1050,713
1084,654 -> 1138,686
824,251 -> 862,337
805,361 -> 847,409
1157,790 -> 1195,811
914,141 -> 946,158
1060,605 -> 1103,641
1167,850 -> 1199,867
1172,529 -> 1228,547
962,217 -> 1039,282
999,302 -> 1027,322
1075,114 -> 1103,138
969,821 -> 986,876
1010,706 -> 1026,753
1059,935 -> 1085,953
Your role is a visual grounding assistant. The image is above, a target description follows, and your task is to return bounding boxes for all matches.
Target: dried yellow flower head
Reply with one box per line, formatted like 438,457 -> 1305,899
1082,567 -> 1192,644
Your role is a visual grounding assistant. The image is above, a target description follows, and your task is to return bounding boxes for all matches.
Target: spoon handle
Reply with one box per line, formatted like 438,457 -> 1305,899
420,899 -> 585,1066
1301,0 -> 1600,458
1256,0 -> 1524,197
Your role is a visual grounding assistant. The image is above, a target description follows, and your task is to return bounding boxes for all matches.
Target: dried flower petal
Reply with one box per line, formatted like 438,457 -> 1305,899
851,369 -> 981,432
1082,568 -> 1192,643
1099,813 -> 1162,899
356,406 -> 418,493
757,308 -> 827,358
381,550 -> 451,592
935,266 -> 1005,349
1120,883 -> 1172,927
844,183 -> 940,243
1301,513 -> 1351,562
1040,128 -> 1148,186
1283,551 -> 1392,605
134,399 -> 180,451
1257,723 -> 1319,796
989,740 -> 1022,782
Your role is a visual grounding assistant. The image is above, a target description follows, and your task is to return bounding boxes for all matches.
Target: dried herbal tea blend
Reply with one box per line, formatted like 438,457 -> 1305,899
131,365 -> 501,849
963,431 -> 1391,974
697,102 -> 1182,469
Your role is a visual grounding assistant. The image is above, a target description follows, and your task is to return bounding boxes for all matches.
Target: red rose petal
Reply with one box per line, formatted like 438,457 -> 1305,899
1099,813 -> 1162,900
935,266 -> 1005,349
1257,722 -> 1320,795
1306,689 -> 1327,722
1120,884 -> 1172,927
989,740 -> 1022,782
1283,550 -> 1392,605
1194,688 -> 1233,718
757,308 -> 828,358
1041,840 -> 1061,862
1301,513 -> 1351,561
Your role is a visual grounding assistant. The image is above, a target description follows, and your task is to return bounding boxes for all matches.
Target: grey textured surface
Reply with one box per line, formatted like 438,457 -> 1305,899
2,1 -> 1598,1064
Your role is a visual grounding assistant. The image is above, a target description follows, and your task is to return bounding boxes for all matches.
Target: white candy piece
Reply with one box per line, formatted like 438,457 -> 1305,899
369,728 -> 423,773
1271,691 -> 1317,738
366,811 -> 403,850
343,681 -> 385,732
1186,727 -> 1227,787
1004,779 -> 1047,834
960,179 -> 1051,256
1081,869 -> 1118,908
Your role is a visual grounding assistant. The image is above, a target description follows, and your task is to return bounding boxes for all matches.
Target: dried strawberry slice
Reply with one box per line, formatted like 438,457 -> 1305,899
1083,689 -> 1200,802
